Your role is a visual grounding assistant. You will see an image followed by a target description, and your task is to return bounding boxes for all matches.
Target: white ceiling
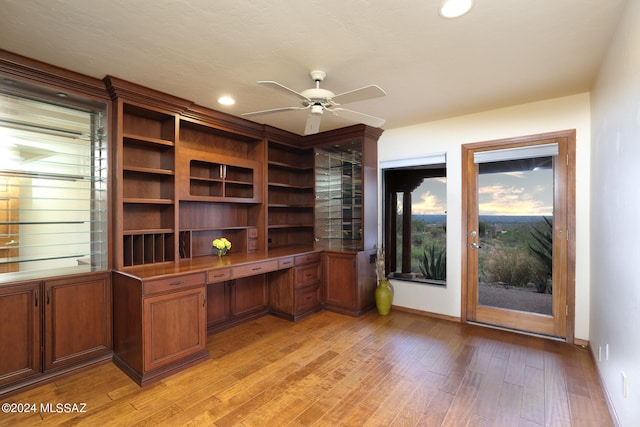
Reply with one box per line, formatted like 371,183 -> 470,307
0,0 -> 628,135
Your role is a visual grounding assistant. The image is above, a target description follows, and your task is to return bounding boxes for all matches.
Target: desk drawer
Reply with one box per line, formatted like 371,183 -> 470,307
233,260 -> 279,279
295,285 -> 321,315
295,263 -> 321,288
278,257 -> 294,269
143,272 -> 205,296
206,268 -> 232,283
295,252 -> 321,266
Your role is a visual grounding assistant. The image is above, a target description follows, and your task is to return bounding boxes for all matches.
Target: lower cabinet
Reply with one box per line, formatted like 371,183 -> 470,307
0,282 -> 41,388
143,287 -> 207,373
0,272 -> 112,396
44,274 -> 112,370
323,249 -> 377,316
207,275 -> 269,334
112,272 -> 208,386
269,253 -> 322,321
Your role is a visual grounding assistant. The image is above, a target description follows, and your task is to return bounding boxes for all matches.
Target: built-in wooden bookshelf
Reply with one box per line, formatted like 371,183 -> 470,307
177,117 -> 264,259
120,103 -> 178,266
267,140 -> 315,249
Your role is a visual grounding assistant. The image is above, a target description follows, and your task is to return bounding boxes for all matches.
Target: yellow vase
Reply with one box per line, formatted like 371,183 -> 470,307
375,279 -> 394,315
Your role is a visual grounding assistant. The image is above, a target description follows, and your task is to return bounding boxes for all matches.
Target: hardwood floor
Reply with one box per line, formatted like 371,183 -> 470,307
1,310 -> 613,426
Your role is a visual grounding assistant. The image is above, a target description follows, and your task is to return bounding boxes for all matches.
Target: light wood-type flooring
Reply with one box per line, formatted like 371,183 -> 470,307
1,309 -> 613,426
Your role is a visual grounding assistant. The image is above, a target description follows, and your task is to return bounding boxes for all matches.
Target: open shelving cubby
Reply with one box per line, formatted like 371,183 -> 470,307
267,141 -> 315,249
120,102 -> 178,266
178,201 -> 261,259
176,116 -> 266,258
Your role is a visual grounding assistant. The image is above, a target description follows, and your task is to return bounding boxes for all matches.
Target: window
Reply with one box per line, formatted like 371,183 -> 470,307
382,156 -> 446,284
0,79 -> 108,278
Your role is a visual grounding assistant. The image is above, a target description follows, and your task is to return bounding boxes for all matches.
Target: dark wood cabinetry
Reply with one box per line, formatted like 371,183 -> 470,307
0,272 -> 112,396
143,286 -> 206,373
101,79 -> 382,385
112,271 -> 208,385
106,78 -> 267,267
311,127 -> 382,317
0,282 -> 41,387
44,273 -> 112,371
0,52 -> 114,397
267,140 -> 315,249
117,101 -> 182,267
323,250 -> 377,316
1,54 -> 387,395
269,252 -> 322,321
206,276 -> 269,334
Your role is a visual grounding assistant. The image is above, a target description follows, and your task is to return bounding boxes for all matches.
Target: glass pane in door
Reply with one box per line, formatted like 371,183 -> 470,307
477,157 -> 553,315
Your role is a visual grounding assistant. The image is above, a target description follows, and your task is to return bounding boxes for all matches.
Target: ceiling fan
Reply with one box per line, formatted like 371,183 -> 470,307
242,70 -> 386,135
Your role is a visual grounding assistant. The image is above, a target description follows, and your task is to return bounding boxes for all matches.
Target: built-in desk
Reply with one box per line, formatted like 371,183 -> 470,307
112,246 -> 320,386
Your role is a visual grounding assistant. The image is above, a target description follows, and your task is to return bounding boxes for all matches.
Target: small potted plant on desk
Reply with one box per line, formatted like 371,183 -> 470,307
375,247 -> 394,315
213,237 -> 232,257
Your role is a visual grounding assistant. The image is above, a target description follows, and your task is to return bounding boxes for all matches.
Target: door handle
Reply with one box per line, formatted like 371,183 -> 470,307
470,242 -> 481,249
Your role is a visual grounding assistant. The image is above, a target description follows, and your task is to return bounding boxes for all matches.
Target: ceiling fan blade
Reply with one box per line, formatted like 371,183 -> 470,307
304,113 -> 322,135
257,81 -> 311,103
241,106 -> 308,117
330,108 -> 386,128
331,85 -> 386,105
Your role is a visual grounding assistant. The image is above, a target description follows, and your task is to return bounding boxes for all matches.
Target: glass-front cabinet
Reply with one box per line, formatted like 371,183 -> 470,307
314,141 -> 364,251
0,78 -> 108,277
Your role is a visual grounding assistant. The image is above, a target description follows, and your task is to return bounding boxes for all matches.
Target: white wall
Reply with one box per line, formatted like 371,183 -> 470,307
590,0 -> 640,424
378,92 -> 592,340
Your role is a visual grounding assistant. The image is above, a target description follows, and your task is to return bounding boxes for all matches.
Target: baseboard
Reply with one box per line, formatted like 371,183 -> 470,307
391,305 -> 461,323
587,344 -> 622,427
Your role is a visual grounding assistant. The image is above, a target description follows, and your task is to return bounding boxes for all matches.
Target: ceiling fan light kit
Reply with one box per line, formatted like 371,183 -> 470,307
242,70 -> 386,135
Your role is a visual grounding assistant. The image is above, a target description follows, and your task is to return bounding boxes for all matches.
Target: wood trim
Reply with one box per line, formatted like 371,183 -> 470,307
302,123 -> 383,148
182,104 -> 265,139
392,304 -> 461,323
264,125 -> 303,146
0,49 -> 108,100
103,75 -> 193,113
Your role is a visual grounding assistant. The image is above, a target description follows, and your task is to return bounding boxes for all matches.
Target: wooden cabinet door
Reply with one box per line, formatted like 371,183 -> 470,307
207,281 -> 231,329
0,282 -> 41,385
143,286 -> 206,372
323,252 -> 357,310
231,276 -> 268,318
44,272 -> 112,370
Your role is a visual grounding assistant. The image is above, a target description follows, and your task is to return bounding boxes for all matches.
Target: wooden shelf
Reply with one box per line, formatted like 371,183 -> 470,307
123,166 -> 174,175
123,198 -> 174,204
123,133 -> 174,147
266,141 -> 315,250
267,160 -> 314,171
267,182 -> 314,190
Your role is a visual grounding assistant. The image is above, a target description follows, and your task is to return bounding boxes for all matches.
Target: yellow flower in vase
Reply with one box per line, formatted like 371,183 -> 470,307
213,237 -> 232,257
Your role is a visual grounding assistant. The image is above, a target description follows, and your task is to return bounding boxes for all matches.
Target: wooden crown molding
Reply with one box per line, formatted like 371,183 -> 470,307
103,75 -> 193,114
0,49 -> 108,100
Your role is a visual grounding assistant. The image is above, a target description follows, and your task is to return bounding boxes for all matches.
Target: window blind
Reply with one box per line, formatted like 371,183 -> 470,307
473,143 -> 558,164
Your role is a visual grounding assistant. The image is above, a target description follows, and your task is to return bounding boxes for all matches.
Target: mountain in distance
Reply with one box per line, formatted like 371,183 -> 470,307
413,214 -> 550,224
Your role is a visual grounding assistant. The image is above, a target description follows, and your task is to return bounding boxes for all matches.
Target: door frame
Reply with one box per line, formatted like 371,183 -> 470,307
461,130 -> 576,342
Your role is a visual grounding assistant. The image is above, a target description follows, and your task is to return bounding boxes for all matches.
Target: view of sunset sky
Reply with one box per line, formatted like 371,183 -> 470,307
408,168 -> 553,217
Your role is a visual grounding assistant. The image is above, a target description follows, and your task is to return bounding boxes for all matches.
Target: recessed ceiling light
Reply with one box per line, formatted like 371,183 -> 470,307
439,0 -> 474,18
218,96 -> 235,106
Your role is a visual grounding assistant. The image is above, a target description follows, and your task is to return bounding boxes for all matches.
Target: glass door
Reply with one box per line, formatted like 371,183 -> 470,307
463,134 -> 574,339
